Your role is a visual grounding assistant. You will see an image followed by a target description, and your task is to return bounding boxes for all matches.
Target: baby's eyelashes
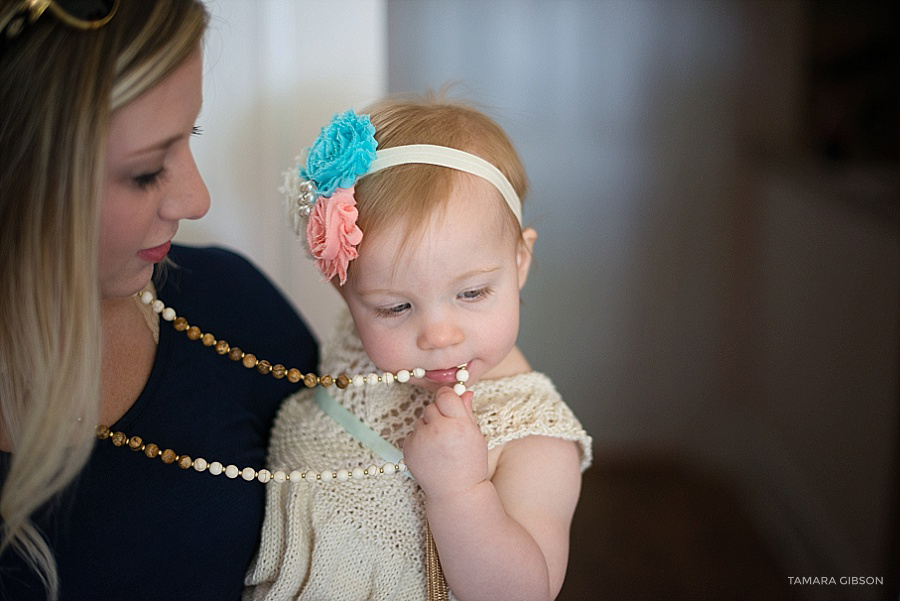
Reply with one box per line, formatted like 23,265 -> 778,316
459,287 -> 493,301
374,302 -> 411,318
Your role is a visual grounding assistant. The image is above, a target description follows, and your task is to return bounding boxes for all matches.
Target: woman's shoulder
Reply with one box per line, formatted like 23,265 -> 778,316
160,245 -> 287,318
158,244 -> 317,365
166,244 -> 268,288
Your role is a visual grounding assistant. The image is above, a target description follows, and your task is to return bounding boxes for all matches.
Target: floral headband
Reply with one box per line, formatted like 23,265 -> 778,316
282,109 -> 523,285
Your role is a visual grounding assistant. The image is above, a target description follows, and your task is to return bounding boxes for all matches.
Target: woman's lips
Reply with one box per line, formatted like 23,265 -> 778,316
138,240 -> 171,263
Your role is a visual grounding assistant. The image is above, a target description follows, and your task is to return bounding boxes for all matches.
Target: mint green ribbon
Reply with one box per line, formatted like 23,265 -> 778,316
314,386 -> 404,465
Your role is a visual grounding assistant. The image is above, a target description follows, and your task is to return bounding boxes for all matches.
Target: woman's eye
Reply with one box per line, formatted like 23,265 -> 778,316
460,287 -> 491,301
133,168 -> 164,190
375,303 -> 411,318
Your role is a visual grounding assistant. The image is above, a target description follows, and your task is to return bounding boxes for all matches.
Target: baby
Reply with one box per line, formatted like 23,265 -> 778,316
245,96 -> 592,601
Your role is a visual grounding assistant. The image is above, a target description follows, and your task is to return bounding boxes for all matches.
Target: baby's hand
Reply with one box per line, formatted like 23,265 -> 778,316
403,387 -> 488,501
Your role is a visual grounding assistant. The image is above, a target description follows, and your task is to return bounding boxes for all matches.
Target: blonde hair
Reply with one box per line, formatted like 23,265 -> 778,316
351,95 -> 528,275
0,2 -> 207,598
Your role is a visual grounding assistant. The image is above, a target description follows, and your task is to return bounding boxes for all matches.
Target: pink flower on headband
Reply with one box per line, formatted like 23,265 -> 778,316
306,187 -> 363,285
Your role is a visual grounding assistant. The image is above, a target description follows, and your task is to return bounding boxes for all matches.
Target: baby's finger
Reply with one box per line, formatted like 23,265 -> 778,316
461,390 -> 475,415
432,386 -> 469,419
421,400 -> 441,425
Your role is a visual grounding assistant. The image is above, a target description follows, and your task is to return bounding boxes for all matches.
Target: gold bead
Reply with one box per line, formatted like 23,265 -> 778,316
228,347 -> 243,361
111,431 -> 126,446
336,375 -> 350,389
186,326 -> 201,341
242,353 -> 258,368
257,360 -> 272,375
271,364 -> 287,379
201,333 -> 216,346
178,455 -> 192,469
161,449 -> 176,464
144,443 -> 160,458
127,436 -> 143,451
96,425 -> 111,439
303,373 -> 318,388
287,368 -> 301,383
320,374 -> 334,387
215,340 -> 230,355
173,317 -> 189,331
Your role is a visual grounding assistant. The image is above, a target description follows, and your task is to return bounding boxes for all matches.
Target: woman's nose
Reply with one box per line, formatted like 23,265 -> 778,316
161,151 -> 210,221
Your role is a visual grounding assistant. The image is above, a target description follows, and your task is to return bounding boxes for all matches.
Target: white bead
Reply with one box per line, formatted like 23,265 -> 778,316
351,466 -> 365,479
257,469 -> 271,483
140,291 -> 154,304
193,457 -> 208,472
352,375 -> 365,387
336,469 -> 350,482
366,373 -> 379,385
241,467 -> 256,481
412,367 -> 425,378
397,370 -> 410,383
455,368 -> 469,382
453,383 -> 467,395
273,470 -> 286,483
289,470 -> 302,482
382,372 -> 394,384
225,464 -> 239,479
397,461 -> 407,473
162,307 -> 176,321
304,470 -> 318,482
320,470 -> 333,482
209,461 -> 223,476
382,462 -> 396,475
151,300 -> 164,314
368,464 -> 379,477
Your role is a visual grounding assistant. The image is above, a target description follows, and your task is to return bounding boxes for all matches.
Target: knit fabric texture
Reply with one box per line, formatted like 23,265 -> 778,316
244,311 -> 592,601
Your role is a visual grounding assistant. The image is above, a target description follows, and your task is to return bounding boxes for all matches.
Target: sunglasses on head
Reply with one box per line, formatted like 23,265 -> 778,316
1,0 -> 118,48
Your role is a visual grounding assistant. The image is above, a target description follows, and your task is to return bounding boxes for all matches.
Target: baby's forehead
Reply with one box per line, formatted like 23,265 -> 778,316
351,198 -> 512,277
389,174 -> 515,238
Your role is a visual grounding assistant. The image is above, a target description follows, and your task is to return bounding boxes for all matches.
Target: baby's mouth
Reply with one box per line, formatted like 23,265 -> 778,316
423,368 -> 460,383
422,362 -> 469,383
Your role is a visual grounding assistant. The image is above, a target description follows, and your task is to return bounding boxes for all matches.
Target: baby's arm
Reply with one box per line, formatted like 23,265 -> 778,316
403,388 -> 582,601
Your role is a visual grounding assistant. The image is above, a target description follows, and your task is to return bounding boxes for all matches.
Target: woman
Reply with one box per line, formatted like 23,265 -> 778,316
0,2 -> 318,599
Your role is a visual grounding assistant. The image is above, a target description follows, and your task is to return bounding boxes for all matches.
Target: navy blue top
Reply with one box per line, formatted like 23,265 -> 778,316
0,245 -> 318,601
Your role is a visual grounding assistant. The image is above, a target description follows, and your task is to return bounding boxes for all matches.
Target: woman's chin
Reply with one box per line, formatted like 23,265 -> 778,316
100,266 -> 154,300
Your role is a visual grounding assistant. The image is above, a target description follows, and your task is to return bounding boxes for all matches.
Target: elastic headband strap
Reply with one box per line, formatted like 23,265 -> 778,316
367,144 -> 522,224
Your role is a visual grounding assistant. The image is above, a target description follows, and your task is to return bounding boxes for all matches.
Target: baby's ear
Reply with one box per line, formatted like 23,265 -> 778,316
516,227 -> 537,289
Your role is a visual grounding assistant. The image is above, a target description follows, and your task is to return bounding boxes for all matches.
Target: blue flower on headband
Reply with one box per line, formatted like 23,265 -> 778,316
302,109 -> 378,198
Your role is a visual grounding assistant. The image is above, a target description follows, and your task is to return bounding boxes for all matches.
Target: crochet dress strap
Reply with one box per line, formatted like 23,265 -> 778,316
472,372 -> 593,472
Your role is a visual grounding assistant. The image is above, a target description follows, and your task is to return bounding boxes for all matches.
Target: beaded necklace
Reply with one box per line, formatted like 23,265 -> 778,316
96,290 -> 470,485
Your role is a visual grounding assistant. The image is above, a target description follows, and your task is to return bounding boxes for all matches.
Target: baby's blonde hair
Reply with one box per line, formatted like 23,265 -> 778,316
351,95 -> 528,275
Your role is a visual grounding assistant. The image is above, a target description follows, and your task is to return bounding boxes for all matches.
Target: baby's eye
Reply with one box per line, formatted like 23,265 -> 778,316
375,302 -> 411,318
459,287 -> 492,301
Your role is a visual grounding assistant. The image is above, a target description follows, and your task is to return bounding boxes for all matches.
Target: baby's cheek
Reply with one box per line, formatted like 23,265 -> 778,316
357,328 -> 403,370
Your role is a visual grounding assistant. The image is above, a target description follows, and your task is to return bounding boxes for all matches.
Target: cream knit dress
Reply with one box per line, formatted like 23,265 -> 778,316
244,313 -> 592,601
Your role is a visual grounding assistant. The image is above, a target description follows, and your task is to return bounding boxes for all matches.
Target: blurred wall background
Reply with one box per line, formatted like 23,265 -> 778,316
181,0 -> 899,589
180,0 -> 387,340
